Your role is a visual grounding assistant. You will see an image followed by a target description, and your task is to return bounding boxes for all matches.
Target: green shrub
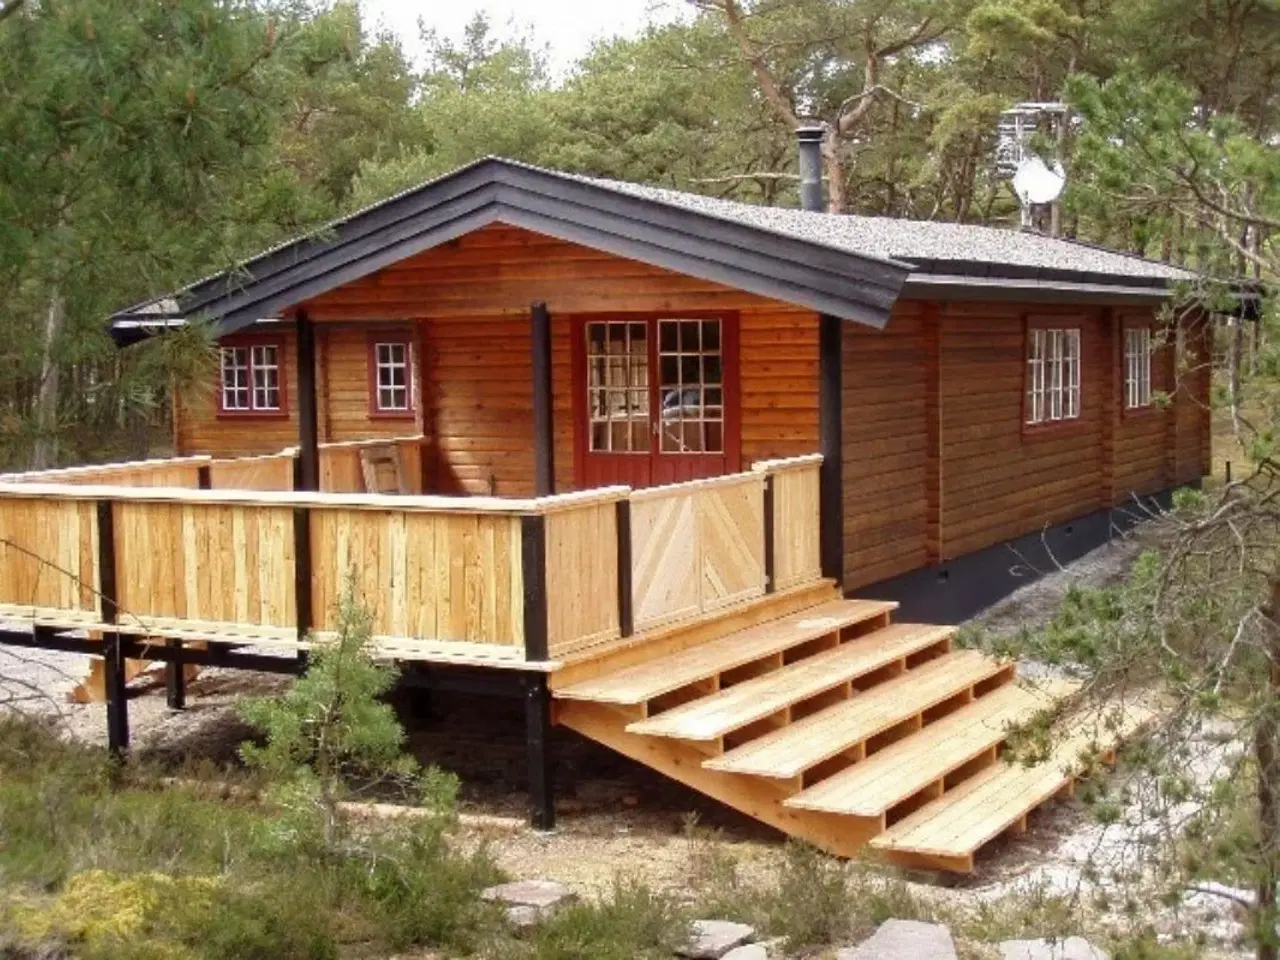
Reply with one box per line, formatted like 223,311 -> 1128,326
527,876 -> 690,960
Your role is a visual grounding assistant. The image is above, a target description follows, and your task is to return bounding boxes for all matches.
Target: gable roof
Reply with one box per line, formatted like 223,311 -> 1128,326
111,156 -> 1195,340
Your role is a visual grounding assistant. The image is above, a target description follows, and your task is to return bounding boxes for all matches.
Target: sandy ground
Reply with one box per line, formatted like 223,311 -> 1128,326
0,535 -> 1250,954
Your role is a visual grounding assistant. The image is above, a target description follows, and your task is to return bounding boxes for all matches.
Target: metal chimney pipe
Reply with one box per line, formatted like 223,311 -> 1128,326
796,125 -> 826,212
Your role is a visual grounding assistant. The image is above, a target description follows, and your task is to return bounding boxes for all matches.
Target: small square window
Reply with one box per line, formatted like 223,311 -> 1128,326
372,340 -> 413,413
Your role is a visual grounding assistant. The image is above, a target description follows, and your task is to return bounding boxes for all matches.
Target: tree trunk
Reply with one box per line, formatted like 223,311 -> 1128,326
1257,576 -> 1280,960
821,137 -> 848,214
31,289 -> 66,470
1231,318 -> 1245,433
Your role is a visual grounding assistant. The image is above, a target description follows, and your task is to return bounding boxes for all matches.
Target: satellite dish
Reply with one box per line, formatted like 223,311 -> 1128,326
1012,156 -> 1066,205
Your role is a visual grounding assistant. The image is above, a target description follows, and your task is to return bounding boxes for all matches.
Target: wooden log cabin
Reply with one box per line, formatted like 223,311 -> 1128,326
112,135 -> 1210,623
0,130 -> 1206,871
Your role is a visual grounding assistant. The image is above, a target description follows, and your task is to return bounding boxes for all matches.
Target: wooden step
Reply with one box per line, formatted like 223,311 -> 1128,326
783,681 -> 1066,817
870,701 -> 1155,872
625,623 -> 954,742
703,650 -> 1012,780
555,598 -> 897,706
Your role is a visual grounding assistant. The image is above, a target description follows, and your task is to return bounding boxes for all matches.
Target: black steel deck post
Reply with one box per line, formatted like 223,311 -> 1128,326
96,500 -> 128,756
531,301 -> 555,496
524,671 -> 555,831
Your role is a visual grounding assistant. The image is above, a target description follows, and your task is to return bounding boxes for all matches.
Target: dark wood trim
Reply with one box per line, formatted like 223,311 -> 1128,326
531,301 -> 556,496
213,332 -> 290,419
924,302 -> 942,563
521,514 -> 549,661
615,499 -> 634,636
762,473 -> 776,594
0,629 -> 308,677
96,500 -> 117,625
524,671 -> 555,831
295,311 -> 320,492
819,313 -> 844,584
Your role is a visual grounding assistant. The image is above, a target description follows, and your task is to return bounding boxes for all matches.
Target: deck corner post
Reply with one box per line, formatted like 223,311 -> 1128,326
615,498 -> 634,637
762,472 -> 776,594
524,671 -> 555,831
95,498 -> 128,754
531,301 -> 555,497
293,499 -> 313,670
818,313 -> 845,586
521,513 -> 549,662
295,309 -> 320,494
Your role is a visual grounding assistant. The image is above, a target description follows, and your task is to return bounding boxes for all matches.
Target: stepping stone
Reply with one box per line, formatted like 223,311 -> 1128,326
722,946 -> 768,960
999,937 -> 1110,960
481,879 -> 576,927
680,919 -> 756,959
838,919 -> 957,960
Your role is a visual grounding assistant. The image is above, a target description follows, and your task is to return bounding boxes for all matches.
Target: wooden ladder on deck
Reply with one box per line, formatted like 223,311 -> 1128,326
552,587 -> 1149,873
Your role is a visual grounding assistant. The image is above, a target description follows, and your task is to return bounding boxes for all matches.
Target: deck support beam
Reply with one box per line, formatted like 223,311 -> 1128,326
818,313 -> 844,585
531,301 -> 555,496
524,672 -> 556,831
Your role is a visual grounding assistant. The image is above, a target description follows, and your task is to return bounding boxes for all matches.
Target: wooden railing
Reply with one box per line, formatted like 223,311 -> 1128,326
318,435 -> 427,494
208,449 -> 298,492
0,454 -> 823,664
0,455 -> 211,489
754,454 -> 823,592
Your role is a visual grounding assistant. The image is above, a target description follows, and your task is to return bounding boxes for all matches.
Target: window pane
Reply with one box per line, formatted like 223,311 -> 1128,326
679,320 -> 700,351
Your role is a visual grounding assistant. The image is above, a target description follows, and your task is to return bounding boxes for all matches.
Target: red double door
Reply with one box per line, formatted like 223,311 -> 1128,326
573,314 -> 740,489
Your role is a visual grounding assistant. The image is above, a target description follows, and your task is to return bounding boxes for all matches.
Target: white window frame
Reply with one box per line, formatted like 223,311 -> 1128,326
373,340 -> 413,413
220,344 -> 283,413
1025,327 -> 1081,426
1124,326 -> 1152,409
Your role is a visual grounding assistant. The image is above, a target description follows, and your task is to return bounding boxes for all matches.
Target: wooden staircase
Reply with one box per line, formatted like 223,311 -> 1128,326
553,585 -> 1149,873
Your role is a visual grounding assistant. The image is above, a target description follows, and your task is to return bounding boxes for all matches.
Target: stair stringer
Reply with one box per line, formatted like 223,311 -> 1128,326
555,699 -> 883,857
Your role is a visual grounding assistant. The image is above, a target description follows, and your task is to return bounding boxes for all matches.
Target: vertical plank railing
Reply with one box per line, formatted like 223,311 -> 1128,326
541,488 -> 626,659
753,455 -> 823,592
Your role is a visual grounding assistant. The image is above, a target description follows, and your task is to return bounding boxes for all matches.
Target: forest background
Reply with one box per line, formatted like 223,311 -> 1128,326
0,0 -> 1274,470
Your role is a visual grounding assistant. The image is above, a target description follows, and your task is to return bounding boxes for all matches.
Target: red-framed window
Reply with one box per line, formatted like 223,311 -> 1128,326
1025,321 -> 1082,427
1123,324 -> 1153,410
218,339 -> 286,417
367,332 -> 416,418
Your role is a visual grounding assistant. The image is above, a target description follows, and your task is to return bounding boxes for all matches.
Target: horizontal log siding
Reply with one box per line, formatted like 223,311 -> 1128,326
320,325 -> 425,442
1110,307 -> 1172,503
295,223 -> 817,495
937,303 -> 1105,559
1174,311 -> 1213,486
175,330 -> 300,458
841,302 -> 929,590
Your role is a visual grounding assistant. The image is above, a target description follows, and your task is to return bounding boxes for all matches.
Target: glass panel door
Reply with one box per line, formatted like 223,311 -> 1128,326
586,320 -> 650,454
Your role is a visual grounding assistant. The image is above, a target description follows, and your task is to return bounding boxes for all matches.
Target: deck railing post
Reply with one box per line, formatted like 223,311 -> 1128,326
166,462 -> 212,709
521,514 -> 549,661
293,484 -> 313,671
95,500 -> 128,756
615,499 -> 634,637
762,472 -> 776,594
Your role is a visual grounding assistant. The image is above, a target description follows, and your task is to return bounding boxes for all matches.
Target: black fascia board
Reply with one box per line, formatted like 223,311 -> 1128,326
110,158 -> 912,336
905,256 -> 1174,291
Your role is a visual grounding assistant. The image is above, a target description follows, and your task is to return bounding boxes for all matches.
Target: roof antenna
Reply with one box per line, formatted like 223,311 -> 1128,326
996,102 -> 1068,234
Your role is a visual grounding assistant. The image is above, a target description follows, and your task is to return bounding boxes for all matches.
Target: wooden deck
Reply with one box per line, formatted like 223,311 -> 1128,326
0,448 -> 1150,872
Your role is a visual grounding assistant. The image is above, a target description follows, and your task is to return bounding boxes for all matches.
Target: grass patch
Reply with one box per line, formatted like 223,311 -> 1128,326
514,876 -> 691,960
0,715 -> 502,959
